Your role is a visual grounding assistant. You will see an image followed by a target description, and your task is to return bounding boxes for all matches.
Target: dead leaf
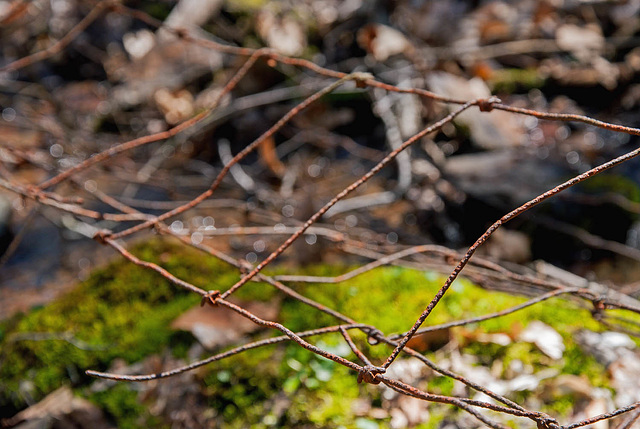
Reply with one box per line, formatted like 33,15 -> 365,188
519,321 -> 565,360
609,351 -> 640,407
154,88 -> 194,125
427,72 -> 525,149
258,136 -> 285,178
556,24 -> 604,62
171,299 -> 280,349
256,9 -> 306,57
357,24 -> 413,62
406,328 -> 451,352
4,386 -> 113,429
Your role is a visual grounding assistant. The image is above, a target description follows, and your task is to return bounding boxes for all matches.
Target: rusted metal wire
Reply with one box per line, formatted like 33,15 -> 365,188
389,288 -> 583,339
564,402 -> 640,429
86,324 -> 372,382
615,407 -> 640,429
4,4 -> 640,428
382,144 -> 640,370
107,72 -> 374,241
209,98 -> 486,303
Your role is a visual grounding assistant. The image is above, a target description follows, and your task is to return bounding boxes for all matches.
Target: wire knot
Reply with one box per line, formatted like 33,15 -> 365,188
26,185 -> 42,201
200,290 -> 221,307
352,72 -> 374,88
357,365 -> 384,385
239,259 -> 254,275
174,27 -> 188,39
477,96 -> 501,112
93,229 -> 112,245
535,414 -> 560,429
591,299 -> 606,320
363,326 -> 384,345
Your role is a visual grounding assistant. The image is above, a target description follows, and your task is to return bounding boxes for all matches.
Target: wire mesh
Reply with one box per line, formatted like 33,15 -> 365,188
2,2 -> 640,428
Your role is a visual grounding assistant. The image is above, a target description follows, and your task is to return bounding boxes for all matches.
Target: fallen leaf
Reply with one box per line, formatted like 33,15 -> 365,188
519,321 -> 565,360
556,24 -> 604,62
357,24 -> 413,62
258,136 -> 286,178
256,9 -> 306,56
5,386 -> 112,429
171,299 -> 280,349
427,72 -> 525,149
154,88 -> 194,125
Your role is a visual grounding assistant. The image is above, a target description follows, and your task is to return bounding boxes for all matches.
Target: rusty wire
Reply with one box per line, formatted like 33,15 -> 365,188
2,4 -> 640,428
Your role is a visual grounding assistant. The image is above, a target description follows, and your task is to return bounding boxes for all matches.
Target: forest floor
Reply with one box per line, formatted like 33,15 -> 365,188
2,0 -> 640,428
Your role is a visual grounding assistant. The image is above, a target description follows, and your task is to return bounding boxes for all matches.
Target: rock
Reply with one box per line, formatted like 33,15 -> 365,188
575,330 -> 635,367
444,149 -> 564,206
610,351 -> 640,408
479,228 -> 531,264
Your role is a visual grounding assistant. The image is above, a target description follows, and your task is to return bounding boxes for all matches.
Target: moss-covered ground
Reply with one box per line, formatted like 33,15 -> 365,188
1,237 -> 635,427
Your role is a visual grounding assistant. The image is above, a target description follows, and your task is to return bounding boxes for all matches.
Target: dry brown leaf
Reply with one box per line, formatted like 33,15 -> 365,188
258,135 -> 286,178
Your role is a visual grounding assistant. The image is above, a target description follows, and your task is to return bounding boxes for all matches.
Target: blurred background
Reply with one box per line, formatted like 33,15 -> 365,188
2,0 -> 640,427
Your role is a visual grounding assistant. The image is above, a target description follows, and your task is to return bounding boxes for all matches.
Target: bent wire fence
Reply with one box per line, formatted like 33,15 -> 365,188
2,2 -> 640,428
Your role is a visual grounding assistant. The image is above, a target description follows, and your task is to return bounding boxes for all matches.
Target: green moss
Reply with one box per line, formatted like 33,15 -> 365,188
141,3 -> 173,21
427,376 -> 455,396
415,408 -> 446,429
198,334 -> 368,427
2,237 -> 632,427
281,267 -> 453,340
90,384 -> 146,429
202,345 -> 280,424
544,392 -> 581,418
579,174 -> 640,204
226,0 -> 269,13
561,345 -> 610,388
0,237 -> 248,415
489,68 -> 546,94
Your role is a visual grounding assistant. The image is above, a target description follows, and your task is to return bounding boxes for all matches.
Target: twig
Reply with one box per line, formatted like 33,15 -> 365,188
0,1 -> 112,73
615,406 -> 640,429
564,401 -> 640,429
37,47 -> 269,191
109,73 -> 374,241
